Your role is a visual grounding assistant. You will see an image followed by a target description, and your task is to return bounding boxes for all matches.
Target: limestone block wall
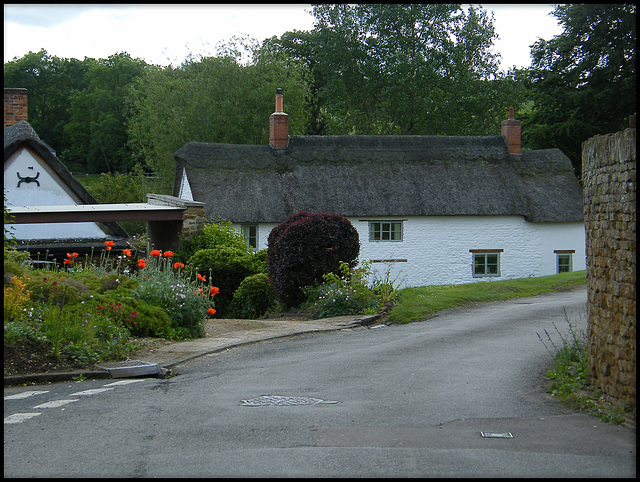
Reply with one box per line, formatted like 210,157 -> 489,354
582,126 -> 636,413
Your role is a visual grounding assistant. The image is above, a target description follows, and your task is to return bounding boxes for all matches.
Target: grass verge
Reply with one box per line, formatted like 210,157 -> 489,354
388,270 -> 587,324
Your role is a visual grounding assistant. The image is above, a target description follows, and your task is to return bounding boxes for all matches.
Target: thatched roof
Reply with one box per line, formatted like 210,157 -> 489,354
4,120 -> 129,238
173,135 -> 583,224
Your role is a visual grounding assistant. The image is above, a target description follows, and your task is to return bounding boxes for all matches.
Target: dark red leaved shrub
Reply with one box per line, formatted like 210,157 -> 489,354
267,211 -> 360,307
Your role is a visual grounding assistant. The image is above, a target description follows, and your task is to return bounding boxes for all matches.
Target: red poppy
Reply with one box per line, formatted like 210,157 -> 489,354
105,240 -> 114,251
150,249 -> 162,257
63,259 -> 73,265
197,273 -> 206,282
137,258 -> 148,268
163,251 -> 174,257
174,262 -> 185,269
210,286 -> 220,297
207,308 -> 216,316
122,249 -> 132,257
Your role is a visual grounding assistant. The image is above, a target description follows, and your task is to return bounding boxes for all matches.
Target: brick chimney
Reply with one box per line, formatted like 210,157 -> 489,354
269,88 -> 289,149
4,88 -> 28,127
501,107 -> 521,154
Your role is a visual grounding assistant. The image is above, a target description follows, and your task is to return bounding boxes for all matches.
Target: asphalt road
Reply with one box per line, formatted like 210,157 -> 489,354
4,287 -> 636,477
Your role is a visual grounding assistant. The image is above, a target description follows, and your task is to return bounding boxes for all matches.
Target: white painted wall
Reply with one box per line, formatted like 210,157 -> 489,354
4,147 -> 109,240
233,215 -> 586,289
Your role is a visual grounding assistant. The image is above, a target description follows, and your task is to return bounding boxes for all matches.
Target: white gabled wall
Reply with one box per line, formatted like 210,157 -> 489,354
4,147 -> 108,240
234,215 -> 586,289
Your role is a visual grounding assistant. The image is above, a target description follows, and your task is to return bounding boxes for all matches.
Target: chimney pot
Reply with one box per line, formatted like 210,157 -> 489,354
270,88 -> 289,149
501,107 -> 521,154
4,88 -> 28,127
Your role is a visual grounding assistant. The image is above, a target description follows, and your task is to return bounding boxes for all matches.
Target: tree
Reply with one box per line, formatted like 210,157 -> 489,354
277,4 -> 519,136
4,49 -> 90,158
522,4 -> 636,176
64,53 -> 150,173
126,40 -> 310,193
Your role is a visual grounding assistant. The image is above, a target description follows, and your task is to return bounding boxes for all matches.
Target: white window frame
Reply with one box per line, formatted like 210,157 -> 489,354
470,249 -> 502,278
555,250 -> 574,273
241,224 -> 258,251
369,221 -> 403,242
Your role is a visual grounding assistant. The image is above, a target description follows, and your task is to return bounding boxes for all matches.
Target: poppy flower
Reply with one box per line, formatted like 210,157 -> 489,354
163,251 -> 174,257
174,262 -> 185,269
122,248 -> 132,257
150,249 -> 162,257
137,258 -> 148,268
210,286 -> 220,297
197,273 -> 206,282
63,259 -> 73,265
207,308 -> 216,316
105,240 -> 114,251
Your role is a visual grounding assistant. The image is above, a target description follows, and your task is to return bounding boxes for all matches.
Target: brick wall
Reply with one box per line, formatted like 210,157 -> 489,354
582,126 -> 636,414
4,88 -> 28,127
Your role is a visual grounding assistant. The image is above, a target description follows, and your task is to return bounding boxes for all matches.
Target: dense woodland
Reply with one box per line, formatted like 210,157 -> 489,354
4,4 -> 636,194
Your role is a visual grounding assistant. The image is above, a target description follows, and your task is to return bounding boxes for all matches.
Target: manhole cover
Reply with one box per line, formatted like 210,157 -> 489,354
241,395 -> 340,406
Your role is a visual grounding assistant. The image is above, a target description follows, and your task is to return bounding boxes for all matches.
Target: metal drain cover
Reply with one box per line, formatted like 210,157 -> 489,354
481,432 -> 513,438
241,395 -> 340,406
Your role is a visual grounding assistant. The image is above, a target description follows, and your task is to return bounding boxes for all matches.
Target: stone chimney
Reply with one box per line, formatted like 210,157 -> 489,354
269,88 -> 289,149
4,88 -> 28,127
501,107 -> 521,154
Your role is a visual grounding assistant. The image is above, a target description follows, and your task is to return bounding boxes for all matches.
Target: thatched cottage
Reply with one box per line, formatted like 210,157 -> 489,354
174,90 -> 585,288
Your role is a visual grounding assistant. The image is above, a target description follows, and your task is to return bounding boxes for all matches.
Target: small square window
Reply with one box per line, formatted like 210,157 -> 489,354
472,252 -> 501,277
369,221 -> 403,241
242,225 -> 258,250
557,253 -> 573,273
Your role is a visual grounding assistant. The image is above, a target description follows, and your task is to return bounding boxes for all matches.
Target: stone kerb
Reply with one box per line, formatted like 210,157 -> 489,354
582,126 -> 636,414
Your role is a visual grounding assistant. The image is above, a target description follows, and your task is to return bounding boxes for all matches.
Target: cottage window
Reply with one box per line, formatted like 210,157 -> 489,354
470,249 -> 502,277
369,221 -> 403,241
555,250 -> 574,273
242,224 -> 258,250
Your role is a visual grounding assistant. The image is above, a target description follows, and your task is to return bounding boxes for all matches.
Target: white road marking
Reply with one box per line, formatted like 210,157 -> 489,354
4,390 -> 50,400
104,379 -> 147,386
69,388 -> 114,396
4,413 -> 41,424
33,399 -> 79,409
5,381 -> 147,425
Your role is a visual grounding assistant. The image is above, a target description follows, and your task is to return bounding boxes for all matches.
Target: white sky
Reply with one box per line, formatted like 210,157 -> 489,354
4,4 -> 562,70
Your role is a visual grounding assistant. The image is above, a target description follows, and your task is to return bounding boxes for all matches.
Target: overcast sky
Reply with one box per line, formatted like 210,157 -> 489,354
4,4 -> 563,70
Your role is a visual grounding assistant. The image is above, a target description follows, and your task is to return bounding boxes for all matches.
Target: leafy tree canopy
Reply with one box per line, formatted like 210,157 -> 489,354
269,4 -> 526,136
522,4 -> 636,176
126,37 -> 310,193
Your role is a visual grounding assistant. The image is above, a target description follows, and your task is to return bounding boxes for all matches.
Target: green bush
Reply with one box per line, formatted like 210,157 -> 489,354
187,246 -> 263,317
4,246 -> 30,278
228,273 -> 278,319
131,268 -> 211,338
177,220 -> 248,264
302,261 -> 380,318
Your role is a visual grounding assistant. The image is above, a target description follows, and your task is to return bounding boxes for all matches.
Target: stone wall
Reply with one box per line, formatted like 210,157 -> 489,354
582,125 -> 636,414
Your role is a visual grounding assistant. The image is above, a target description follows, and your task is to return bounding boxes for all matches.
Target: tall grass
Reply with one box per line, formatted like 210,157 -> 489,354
538,308 -> 628,425
389,271 -> 586,324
